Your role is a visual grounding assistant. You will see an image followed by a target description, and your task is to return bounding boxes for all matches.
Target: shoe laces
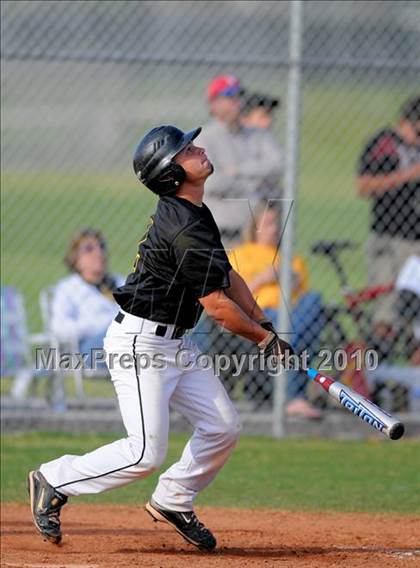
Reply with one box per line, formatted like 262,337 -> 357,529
189,512 -> 209,534
47,509 -> 61,527
43,494 -> 66,525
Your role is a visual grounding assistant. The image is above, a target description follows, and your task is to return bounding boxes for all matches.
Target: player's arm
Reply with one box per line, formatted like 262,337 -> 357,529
199,288 -> 267,343
357,164 -> 420,198
224,269 -> 267,323
199,289 -> 293,360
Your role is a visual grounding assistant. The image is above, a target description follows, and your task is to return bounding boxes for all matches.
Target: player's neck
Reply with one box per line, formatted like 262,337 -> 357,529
176,183 -> 204,207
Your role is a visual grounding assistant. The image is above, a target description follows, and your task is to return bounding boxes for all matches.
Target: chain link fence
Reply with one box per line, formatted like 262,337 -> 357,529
2,1 -> 419,423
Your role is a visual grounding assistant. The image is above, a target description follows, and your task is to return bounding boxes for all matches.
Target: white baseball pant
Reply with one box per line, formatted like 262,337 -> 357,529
39,310 -> 241,511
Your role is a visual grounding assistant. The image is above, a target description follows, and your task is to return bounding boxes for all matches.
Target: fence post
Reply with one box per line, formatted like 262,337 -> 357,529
273,0 -> 303,438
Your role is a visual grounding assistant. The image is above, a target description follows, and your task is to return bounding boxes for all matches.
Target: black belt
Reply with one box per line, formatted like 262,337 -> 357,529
114,312 -> 186,339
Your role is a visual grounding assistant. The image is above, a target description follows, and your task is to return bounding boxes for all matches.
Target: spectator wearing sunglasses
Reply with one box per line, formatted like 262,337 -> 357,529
240,92 -> 280,131
50,228 -> 125,367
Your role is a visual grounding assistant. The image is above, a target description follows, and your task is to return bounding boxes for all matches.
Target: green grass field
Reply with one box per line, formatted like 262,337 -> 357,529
2,79 -> 417,332
2,432 -> 419,514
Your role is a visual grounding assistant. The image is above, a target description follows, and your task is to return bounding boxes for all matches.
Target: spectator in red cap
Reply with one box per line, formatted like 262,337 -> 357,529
207,74 -> 244,104
199,74 -> 283,244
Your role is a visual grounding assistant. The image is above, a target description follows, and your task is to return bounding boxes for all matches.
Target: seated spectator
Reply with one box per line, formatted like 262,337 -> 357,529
229,205 -> 325,418
199,75 -> 283,245
51,228 -> 125,368
240,92 -> 280,131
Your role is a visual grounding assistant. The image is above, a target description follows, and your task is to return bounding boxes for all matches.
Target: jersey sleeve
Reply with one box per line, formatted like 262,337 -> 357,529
358,130 -> 400,176
172,221 -> 232,298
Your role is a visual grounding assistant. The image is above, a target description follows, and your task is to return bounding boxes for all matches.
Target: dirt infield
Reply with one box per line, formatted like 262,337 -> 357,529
1,503 -> 419,568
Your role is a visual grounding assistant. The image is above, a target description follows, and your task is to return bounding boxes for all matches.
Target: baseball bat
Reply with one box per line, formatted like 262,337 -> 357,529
306,367 -> 405,440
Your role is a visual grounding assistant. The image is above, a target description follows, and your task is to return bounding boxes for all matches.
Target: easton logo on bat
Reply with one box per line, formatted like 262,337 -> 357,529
339,390 -> 386,432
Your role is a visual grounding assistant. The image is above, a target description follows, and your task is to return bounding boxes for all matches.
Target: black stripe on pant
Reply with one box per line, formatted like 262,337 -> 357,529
55,335 -> 146,490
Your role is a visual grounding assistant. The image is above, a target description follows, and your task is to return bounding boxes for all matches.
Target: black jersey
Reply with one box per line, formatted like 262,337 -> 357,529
358,128 -> 420,240
114,196 -> 232,328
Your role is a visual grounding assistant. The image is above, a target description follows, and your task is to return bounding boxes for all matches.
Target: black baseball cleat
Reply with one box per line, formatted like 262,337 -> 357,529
145,498 -> 217,551
28,470 -> 68,544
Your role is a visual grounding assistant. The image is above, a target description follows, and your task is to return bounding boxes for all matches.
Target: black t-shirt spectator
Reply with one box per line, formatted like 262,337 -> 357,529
358,128 -> 420,240
114,196 -> 231,328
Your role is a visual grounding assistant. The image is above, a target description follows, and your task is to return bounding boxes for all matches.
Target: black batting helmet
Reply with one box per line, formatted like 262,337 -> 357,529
133,125 -> 202,195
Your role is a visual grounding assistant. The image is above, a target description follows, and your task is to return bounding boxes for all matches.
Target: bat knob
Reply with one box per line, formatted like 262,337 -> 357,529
389,422 -> 405,440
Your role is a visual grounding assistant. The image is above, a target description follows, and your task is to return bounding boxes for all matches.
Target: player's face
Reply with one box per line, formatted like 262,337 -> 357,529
173,142 -> 214,182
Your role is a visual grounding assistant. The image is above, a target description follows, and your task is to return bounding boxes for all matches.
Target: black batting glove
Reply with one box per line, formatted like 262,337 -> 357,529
257,331 -> 295,365
258,318 -> 277,336
258,319 -> 295,357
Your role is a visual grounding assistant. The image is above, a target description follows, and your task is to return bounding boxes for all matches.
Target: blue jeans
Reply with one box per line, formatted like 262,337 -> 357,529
79,331 -> 108,370
265,291 -> 325,400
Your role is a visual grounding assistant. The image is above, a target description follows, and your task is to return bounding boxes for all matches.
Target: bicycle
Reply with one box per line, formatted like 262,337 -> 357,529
311,239 -> 412,409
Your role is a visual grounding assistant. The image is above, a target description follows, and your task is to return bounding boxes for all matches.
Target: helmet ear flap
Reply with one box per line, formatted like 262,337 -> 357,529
162,162 -> 186,187
148,163 -> 186,195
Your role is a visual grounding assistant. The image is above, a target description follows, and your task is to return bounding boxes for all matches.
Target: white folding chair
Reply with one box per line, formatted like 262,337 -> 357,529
39,286 -> 111,399
1,286 -> 52,399
39,286 -> 85,398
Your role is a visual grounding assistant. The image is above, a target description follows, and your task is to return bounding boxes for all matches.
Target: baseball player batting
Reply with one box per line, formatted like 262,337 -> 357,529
28,125 -> 292,551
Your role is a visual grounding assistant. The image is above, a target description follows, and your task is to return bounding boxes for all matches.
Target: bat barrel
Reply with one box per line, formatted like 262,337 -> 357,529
388,422 -> 405,440
306,368 -> 405,440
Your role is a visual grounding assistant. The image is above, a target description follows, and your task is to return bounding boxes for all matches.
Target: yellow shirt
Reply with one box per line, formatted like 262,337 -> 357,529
228,242 -> 309,309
